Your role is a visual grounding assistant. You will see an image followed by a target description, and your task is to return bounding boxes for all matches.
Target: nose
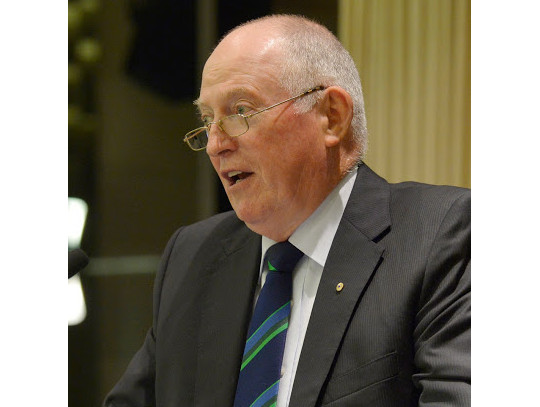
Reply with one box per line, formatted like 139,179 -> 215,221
206,122 -> 238,157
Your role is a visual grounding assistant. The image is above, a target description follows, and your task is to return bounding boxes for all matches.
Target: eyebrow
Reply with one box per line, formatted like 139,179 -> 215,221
192,97 -> 204,112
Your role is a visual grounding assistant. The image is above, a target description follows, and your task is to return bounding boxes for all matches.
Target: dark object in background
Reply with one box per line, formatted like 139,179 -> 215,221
125,0 -> 272,103
217,0 -> 272,37
126,0 -> 197,101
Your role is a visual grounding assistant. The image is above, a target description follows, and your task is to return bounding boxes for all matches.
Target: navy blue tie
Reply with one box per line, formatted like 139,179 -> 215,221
233,241 -> 303,407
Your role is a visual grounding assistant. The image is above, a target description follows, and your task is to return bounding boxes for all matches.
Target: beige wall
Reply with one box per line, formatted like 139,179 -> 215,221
339,0 -> 470,187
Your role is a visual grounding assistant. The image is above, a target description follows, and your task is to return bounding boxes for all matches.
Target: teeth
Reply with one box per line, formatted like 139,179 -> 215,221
228,170 -> 243,178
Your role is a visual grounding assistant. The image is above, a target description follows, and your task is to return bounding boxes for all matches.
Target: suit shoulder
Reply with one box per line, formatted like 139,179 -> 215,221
390,181 -> 469,210
387,182 -> 470,232
157,210 -> 257,280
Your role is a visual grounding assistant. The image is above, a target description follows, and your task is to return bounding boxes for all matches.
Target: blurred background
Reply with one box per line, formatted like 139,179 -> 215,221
68,0 -> 470,405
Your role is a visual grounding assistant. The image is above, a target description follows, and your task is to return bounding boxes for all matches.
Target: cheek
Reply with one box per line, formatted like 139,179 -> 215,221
261,120 -> 322,186
262,153 -> 314,204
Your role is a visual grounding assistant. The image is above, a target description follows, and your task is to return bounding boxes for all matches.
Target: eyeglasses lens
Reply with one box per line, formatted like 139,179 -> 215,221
187,128 -> 208,150
189,115 -> 249,150
221,115 -> 248,138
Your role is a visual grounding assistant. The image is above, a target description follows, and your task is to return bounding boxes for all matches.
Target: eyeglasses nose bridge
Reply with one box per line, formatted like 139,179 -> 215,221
216,119 -> 228,135
207,118 -> 229,138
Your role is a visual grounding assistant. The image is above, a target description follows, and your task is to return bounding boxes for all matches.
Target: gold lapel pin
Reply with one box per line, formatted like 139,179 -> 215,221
336,282 -> 344,292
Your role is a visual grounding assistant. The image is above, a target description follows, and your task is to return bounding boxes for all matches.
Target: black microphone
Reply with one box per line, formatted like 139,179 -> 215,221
69,249 -> 89,279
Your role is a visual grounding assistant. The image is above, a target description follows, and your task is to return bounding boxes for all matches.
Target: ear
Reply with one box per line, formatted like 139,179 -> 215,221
320,86 -> 354,148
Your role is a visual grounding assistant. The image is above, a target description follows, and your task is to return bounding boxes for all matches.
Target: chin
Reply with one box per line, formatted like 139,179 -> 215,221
232,204 -> 271,232
236,209 -> 295,242
232,205 -> 260,225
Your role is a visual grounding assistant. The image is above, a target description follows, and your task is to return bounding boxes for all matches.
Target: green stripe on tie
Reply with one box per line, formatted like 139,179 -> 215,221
241,316 -> 289,369
244,302 -> 290,345
260,397 -> 277,407
241,321 -> 289,371
249,380 -> 280,407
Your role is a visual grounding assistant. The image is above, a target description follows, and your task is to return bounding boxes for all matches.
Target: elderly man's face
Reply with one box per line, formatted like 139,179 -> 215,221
198,27 -> 338,241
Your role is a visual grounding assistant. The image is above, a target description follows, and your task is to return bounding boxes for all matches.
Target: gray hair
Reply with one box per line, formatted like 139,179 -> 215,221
229,14 -> 368,160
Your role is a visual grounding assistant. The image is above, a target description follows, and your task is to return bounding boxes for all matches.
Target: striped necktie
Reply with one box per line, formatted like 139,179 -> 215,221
233,241 -> 303,407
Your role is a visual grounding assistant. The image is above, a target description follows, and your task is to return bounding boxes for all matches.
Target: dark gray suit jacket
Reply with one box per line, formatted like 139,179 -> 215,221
104,164 -> 471,406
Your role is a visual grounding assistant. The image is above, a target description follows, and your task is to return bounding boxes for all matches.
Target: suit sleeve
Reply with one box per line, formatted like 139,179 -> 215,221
103,228 -> 183,407
413,191 -> 471,406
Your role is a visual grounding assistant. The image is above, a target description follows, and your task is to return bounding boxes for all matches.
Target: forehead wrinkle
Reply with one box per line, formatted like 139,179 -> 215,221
202,51 -> 283,91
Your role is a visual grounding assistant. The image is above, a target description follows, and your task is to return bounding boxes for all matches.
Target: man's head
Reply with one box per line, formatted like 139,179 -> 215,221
195,15 -> 367,241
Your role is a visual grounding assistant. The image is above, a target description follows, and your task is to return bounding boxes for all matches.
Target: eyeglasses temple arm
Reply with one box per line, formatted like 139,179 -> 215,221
244,86 -> 325,119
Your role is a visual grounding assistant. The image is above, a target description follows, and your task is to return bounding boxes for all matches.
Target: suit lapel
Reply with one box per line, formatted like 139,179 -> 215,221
194,226 -> 261,406
289,164 -> 391,407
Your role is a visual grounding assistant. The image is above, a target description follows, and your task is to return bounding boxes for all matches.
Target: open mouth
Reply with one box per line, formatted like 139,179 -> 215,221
227,170 -> 253,186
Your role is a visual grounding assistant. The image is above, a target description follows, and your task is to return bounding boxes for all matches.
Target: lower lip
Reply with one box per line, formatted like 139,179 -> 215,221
229,174 -> 253,188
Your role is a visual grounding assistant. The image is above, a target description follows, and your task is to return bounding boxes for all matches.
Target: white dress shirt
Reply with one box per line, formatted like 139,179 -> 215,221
257,169 -> 358,407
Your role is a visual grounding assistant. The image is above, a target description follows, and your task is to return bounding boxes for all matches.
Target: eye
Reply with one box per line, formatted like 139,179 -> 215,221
201,115 -> 212,125
235,104 -> 251,115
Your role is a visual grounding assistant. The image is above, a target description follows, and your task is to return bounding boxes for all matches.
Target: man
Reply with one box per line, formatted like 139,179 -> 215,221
105,14 -> 470,407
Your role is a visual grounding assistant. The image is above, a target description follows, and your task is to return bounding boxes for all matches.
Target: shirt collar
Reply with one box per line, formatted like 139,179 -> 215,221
261,168 -> 358,268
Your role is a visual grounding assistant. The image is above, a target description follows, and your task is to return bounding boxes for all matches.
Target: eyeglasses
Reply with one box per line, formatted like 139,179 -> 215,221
183,86 -> 325,151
